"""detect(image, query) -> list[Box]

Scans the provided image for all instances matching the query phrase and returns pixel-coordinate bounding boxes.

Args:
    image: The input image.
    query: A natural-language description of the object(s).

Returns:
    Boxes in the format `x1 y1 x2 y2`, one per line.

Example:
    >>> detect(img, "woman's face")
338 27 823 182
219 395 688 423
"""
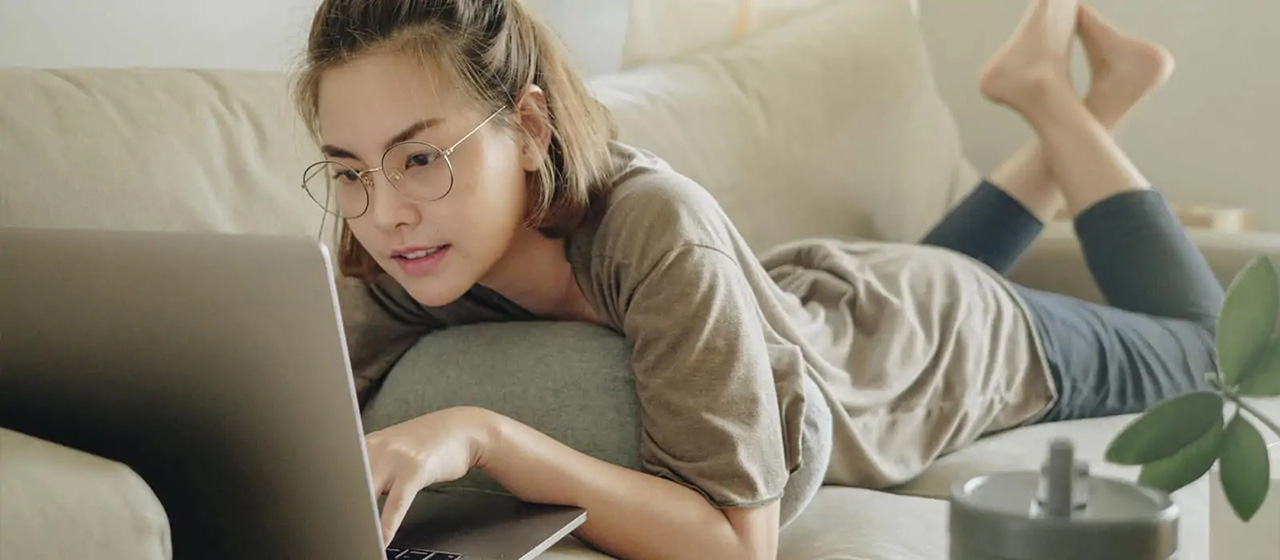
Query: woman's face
316 52 539 307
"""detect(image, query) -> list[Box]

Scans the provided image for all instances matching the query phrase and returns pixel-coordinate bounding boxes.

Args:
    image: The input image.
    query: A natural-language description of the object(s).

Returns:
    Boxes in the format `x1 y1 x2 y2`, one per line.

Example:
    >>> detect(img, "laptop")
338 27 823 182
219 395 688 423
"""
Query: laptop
0 226 587 560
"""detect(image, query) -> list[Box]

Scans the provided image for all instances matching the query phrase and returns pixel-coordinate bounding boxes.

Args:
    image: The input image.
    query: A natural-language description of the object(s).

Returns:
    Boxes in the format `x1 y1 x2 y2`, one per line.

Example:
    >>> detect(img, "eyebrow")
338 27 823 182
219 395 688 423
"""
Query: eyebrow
320 117 445 160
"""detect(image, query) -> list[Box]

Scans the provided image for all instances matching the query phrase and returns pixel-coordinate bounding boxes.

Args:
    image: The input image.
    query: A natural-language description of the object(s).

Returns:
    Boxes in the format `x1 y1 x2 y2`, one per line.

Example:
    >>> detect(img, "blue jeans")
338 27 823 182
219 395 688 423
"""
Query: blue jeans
919 181 1223 421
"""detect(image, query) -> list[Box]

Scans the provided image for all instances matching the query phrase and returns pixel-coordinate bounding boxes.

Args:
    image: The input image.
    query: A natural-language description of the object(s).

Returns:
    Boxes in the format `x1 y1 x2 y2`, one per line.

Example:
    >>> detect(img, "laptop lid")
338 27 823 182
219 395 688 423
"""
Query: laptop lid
0 227 583 560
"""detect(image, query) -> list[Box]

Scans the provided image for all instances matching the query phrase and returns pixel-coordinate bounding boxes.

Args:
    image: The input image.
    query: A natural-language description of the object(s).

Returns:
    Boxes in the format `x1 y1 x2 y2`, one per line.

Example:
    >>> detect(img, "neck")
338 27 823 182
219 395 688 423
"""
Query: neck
480 228 596 323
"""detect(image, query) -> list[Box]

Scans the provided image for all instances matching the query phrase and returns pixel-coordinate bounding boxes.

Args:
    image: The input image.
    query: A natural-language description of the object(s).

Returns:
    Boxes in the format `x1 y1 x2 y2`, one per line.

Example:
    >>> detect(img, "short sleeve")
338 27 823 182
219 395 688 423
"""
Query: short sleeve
334 274 438 407
622 244 790 508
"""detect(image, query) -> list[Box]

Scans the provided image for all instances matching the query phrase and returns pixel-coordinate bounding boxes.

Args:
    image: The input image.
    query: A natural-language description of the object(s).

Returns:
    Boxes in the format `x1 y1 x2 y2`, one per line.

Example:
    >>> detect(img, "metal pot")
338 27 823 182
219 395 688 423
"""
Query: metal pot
949 438 1180 560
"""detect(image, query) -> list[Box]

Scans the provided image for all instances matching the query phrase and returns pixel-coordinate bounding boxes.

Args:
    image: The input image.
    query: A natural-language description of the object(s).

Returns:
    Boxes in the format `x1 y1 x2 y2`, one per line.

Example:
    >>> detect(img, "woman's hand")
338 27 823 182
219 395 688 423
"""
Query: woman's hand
364 406 497 546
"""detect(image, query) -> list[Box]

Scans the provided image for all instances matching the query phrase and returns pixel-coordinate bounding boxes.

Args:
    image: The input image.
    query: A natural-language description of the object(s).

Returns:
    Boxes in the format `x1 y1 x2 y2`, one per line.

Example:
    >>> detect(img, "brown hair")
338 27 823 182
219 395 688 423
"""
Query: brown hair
294 0 618 279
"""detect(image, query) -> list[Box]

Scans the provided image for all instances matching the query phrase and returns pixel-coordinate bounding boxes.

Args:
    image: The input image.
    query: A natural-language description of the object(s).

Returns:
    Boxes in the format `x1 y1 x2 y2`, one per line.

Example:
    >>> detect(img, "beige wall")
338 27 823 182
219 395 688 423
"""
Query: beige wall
0 0 630 76
0 0 835 78
919 0 1280 231
0 0 317 71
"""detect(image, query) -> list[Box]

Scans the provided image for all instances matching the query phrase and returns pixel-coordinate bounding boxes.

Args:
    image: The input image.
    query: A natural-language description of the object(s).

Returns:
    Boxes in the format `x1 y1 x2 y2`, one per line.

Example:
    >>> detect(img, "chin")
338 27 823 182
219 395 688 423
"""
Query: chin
398 274 473 308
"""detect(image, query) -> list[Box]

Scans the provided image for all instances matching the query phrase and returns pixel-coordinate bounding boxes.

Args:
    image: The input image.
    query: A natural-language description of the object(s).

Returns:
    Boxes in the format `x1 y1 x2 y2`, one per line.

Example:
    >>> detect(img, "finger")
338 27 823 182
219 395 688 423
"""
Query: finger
380 469 429 547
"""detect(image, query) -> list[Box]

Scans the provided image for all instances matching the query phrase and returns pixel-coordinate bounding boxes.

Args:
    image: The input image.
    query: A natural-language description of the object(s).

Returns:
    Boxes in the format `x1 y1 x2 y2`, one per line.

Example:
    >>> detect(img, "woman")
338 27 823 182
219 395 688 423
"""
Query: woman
294 0 1218 557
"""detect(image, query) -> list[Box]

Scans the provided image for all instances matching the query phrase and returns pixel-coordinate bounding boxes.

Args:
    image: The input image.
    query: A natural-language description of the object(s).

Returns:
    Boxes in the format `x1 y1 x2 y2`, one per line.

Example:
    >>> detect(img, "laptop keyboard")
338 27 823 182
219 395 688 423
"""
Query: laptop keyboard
385 547 461 559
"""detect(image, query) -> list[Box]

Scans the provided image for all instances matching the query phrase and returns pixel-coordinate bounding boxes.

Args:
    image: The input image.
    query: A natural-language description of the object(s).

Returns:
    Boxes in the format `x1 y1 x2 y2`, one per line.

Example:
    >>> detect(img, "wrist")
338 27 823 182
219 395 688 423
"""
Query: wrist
453 406 505 470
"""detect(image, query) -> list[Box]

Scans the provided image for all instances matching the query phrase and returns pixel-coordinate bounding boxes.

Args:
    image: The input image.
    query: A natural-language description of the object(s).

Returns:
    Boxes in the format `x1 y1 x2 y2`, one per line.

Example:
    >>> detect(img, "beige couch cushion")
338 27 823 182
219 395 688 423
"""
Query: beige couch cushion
0 68 323 236
595 0 976 250
622 0 750 68
0 428 171 560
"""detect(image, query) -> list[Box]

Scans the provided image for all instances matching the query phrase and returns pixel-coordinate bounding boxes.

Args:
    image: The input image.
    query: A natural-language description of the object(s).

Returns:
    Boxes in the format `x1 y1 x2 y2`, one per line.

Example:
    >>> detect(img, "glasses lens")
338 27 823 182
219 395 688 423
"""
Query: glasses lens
303 161 368 218
383 142 453 201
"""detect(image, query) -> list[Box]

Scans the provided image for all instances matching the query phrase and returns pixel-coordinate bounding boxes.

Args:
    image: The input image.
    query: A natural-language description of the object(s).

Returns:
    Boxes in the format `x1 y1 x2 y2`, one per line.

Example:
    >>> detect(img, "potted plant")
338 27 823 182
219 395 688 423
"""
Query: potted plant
1106 256 1280 521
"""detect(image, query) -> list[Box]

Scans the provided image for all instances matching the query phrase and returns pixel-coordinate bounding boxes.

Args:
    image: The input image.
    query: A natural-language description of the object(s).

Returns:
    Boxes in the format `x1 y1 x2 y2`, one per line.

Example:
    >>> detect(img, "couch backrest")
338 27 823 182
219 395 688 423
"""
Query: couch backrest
0 0 974 252
0 68 326 237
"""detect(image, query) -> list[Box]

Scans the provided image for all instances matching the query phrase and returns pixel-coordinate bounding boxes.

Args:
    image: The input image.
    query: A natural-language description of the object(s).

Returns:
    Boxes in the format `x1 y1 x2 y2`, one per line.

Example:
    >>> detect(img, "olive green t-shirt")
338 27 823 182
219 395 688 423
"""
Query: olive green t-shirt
338 142 1056 517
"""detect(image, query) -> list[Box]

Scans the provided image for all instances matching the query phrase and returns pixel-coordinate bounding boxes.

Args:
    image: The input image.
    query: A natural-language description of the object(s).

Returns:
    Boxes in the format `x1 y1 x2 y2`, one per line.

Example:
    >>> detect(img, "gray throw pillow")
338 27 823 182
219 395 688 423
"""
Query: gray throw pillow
358 320 830 529
359 321 644 493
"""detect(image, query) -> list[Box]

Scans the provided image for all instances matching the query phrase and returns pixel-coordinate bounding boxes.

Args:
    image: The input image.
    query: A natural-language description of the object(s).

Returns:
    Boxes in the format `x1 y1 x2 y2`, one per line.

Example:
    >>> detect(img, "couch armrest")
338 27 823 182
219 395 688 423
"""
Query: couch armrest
1008 223 1280 304
0 428 171 560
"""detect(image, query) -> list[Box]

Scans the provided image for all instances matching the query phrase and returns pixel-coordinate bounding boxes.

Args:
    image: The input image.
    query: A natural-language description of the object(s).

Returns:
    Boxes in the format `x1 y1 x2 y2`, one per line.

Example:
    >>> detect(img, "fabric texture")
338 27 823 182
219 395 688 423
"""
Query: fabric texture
0 428 172 560
758 238 1054 488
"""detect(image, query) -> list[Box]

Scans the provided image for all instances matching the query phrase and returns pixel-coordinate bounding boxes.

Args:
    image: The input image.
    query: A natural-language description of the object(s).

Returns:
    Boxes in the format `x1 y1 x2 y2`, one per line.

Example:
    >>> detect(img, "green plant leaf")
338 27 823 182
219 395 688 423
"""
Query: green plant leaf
1238 340 1280 397
1217 257 1280 387
1138 415 1225 493
1219 413 1271 521
1106 390 1224 465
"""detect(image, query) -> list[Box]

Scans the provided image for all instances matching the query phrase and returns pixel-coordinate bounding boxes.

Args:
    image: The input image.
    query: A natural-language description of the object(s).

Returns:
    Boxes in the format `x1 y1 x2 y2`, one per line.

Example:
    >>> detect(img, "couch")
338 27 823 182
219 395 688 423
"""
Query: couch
3 0 1279 558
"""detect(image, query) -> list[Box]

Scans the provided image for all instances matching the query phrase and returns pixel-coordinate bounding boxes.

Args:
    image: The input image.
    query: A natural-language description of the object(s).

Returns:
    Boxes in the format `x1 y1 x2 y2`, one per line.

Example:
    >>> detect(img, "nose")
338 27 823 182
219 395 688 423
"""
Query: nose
364 170 416 231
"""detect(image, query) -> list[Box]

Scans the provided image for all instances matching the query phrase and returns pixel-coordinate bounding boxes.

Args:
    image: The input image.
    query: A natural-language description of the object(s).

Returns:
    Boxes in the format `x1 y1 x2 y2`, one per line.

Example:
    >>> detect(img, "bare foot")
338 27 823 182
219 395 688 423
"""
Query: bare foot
1078 4 1175 128
979 0 1080 112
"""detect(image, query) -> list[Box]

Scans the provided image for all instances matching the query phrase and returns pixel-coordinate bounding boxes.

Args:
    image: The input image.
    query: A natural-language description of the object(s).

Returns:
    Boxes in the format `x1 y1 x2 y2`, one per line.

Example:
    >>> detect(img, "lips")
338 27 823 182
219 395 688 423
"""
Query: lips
394 246 447 259
390 244 451 276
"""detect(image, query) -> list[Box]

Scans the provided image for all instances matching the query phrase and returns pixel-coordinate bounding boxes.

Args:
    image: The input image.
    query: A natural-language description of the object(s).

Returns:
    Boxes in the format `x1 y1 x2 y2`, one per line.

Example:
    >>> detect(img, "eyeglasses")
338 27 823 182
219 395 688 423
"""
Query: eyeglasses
302 106 507 219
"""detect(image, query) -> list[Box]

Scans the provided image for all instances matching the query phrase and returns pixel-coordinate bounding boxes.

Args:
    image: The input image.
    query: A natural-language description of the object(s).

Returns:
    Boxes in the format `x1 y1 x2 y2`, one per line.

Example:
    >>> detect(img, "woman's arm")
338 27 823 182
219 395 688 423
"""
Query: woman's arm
368 405 779 559
476 407 781 560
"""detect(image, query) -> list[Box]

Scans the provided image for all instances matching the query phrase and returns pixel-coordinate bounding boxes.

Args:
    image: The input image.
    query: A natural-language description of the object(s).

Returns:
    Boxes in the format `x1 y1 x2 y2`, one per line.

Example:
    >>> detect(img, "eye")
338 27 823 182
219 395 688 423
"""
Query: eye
332 169 360 183
404 150 438 169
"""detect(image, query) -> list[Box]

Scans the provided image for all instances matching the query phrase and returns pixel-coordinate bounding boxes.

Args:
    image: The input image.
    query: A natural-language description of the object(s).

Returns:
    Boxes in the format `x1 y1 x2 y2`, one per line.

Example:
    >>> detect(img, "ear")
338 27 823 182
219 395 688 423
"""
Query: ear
513 84 552 172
